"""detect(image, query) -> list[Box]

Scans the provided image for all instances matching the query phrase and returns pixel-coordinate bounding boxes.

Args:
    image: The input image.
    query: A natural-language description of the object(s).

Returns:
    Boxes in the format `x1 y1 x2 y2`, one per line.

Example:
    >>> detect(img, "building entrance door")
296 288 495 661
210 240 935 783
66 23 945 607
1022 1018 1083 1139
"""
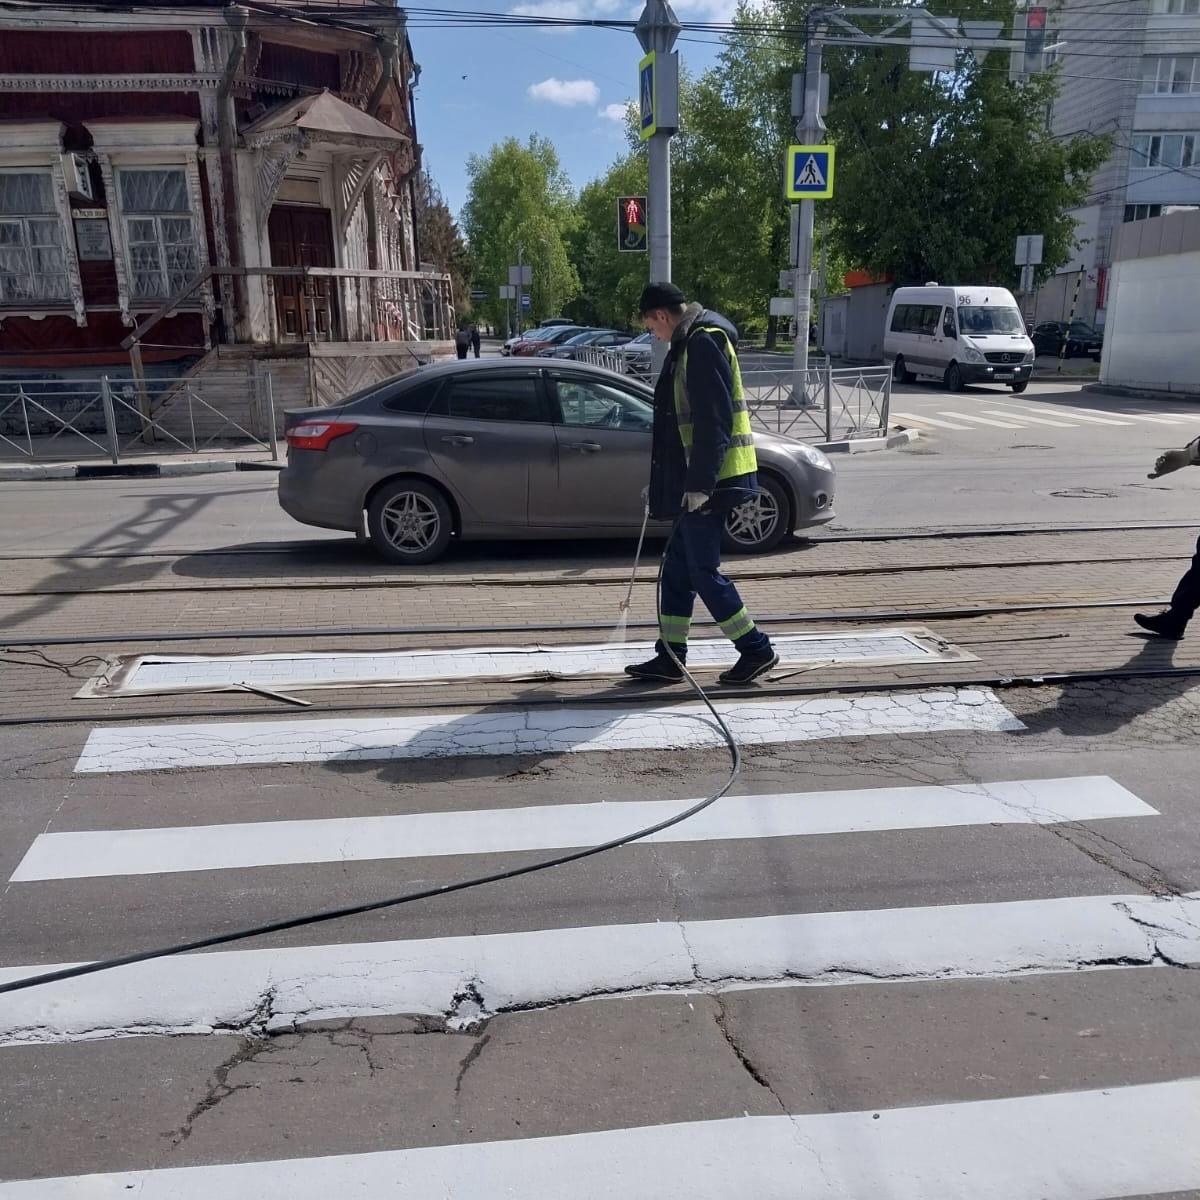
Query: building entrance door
268 205 337 341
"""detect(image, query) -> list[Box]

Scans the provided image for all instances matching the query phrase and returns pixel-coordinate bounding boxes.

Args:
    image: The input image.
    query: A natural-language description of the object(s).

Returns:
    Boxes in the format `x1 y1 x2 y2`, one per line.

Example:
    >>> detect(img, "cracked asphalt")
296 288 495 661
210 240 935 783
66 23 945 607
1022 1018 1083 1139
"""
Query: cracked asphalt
2 434 1200 1193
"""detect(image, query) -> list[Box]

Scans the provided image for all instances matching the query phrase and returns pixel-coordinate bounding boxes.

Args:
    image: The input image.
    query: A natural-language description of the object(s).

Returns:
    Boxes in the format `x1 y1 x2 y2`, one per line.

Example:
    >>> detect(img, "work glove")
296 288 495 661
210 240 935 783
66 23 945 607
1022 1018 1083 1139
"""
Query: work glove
1149 449 1193 479
640 485 649 502
683 491 710 513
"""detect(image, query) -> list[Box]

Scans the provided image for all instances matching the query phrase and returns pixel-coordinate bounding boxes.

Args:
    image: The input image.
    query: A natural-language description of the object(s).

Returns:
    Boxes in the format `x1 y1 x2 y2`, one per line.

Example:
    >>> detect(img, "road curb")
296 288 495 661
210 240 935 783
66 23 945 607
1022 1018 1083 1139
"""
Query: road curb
1084 383 1200 403
817 428 919 454
0 458 284 482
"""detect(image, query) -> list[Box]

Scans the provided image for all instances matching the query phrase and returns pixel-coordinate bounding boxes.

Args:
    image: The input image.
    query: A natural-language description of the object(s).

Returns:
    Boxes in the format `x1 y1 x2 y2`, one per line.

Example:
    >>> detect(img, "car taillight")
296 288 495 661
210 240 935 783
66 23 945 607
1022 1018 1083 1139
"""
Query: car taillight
286 420 358 451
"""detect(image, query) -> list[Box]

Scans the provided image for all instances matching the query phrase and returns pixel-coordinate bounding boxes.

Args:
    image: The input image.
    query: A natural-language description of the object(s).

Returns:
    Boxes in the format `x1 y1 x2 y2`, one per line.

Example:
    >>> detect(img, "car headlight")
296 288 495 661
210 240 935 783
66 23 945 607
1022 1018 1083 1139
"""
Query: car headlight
961 343 984 363
1023 350 1036 363
794 442 833 470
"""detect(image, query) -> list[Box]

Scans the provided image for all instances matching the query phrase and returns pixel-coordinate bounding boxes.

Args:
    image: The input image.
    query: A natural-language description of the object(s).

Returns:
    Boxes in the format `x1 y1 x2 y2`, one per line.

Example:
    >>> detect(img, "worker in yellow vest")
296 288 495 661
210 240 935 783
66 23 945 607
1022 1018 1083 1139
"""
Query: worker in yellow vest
626 282 779 686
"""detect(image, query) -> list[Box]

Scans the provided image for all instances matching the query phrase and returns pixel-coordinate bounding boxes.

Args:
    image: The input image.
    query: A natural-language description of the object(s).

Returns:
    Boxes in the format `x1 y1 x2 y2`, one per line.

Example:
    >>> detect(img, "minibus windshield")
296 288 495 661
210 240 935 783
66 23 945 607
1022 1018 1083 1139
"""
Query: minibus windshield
957 306 1024 335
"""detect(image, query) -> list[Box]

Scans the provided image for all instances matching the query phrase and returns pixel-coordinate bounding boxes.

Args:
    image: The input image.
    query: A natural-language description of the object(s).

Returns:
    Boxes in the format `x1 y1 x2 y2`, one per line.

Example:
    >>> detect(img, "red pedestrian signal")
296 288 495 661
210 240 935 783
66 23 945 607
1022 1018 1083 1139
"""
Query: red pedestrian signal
617 195 648 253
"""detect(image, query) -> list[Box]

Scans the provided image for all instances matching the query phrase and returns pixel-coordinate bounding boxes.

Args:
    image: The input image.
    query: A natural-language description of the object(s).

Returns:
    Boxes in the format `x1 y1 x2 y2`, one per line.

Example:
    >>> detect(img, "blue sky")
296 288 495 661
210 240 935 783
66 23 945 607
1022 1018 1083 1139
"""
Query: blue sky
408 1 733 218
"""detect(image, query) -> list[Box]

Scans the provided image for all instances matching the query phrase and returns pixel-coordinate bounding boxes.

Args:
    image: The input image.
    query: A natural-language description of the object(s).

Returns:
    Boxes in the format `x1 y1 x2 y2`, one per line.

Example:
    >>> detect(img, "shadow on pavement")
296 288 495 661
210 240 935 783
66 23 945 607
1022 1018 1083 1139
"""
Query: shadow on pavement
1013 631 1197 739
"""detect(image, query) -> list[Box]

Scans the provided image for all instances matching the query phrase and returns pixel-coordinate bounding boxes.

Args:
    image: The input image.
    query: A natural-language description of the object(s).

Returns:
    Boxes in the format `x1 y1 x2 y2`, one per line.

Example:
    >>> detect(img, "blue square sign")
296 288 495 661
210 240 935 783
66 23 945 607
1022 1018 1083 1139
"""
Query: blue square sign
639 51 656 141
786 144 835 200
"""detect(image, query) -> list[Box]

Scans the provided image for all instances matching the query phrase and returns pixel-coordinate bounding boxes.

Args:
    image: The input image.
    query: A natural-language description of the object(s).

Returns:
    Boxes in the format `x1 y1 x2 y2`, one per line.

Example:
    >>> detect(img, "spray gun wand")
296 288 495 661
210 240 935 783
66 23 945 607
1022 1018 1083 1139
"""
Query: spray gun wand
619 501 652 615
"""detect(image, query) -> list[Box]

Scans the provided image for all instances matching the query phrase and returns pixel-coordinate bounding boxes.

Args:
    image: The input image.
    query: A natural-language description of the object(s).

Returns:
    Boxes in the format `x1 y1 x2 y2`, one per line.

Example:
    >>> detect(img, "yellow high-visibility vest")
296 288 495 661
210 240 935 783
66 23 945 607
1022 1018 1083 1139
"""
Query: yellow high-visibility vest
674 325 757 480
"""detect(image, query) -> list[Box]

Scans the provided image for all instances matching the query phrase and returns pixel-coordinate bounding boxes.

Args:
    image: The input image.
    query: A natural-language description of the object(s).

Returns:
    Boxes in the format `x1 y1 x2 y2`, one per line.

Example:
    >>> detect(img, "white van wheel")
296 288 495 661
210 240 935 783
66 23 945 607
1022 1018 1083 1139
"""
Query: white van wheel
945 363 965 393
892 357 915 385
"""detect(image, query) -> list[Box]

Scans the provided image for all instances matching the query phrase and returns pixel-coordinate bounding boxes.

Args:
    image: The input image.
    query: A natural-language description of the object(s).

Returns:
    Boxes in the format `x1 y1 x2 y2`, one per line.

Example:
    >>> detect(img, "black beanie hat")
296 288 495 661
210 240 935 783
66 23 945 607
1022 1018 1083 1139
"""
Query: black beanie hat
638 281 686 313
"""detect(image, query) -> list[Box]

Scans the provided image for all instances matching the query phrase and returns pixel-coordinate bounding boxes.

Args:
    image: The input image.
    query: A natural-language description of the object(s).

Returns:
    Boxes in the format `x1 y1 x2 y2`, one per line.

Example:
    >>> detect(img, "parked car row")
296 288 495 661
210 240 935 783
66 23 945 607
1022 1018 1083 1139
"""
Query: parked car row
502 323 638 360
1029 320 1104 361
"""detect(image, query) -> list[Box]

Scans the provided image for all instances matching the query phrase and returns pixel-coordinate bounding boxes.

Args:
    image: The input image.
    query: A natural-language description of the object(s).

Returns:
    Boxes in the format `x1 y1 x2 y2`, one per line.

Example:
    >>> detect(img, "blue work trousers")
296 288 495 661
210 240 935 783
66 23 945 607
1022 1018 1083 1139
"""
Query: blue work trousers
658 510 771 657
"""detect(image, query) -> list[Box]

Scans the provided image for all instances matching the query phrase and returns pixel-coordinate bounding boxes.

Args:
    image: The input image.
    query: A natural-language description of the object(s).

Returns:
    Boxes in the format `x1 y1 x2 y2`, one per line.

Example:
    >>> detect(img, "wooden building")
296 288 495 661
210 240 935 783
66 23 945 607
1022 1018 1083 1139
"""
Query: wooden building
0 0 453 422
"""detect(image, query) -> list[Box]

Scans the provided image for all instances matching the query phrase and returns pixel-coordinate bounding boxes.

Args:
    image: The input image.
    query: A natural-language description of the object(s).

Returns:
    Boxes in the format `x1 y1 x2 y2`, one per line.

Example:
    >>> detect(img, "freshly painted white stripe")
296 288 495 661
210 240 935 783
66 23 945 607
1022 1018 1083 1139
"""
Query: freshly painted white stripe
72 688 1023 774
937 411 1024 429
982 409 1078 428
3 890 1196 1046
891 411 972 431
11 777 1155 882
5 1080 1199 1199
102 631 943 696
1111 410 1190 425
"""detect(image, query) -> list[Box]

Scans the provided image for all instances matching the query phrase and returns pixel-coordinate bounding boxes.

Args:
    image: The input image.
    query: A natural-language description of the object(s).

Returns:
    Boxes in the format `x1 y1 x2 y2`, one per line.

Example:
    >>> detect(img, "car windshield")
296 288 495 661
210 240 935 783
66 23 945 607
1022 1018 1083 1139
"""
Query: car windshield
545 326 583 343
958 306 1024 334
562 330 600 345
1069 321 1099 336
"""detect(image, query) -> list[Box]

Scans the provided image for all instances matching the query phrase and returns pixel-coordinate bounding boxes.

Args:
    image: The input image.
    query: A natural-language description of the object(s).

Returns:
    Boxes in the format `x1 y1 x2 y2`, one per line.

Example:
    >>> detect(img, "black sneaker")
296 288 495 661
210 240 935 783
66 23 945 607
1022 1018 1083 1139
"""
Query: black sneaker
1134 610 1187 640
718 649 780 686
624 651 685 682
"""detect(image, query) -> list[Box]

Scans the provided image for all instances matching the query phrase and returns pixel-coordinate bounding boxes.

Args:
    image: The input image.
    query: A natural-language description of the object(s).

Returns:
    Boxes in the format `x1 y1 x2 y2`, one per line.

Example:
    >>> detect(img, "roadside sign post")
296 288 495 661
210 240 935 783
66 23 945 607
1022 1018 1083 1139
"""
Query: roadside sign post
1059 264 1085 375
1015 233 1044 323
785 8 1028 399
508 260 532 336
635 0 680 373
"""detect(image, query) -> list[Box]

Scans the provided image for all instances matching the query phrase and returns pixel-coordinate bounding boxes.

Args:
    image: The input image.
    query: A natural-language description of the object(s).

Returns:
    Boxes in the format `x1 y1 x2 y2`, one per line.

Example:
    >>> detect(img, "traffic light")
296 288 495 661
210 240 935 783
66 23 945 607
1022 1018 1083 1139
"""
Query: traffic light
1010 5 1048 81
617 195 648 253
1025 5 1047 75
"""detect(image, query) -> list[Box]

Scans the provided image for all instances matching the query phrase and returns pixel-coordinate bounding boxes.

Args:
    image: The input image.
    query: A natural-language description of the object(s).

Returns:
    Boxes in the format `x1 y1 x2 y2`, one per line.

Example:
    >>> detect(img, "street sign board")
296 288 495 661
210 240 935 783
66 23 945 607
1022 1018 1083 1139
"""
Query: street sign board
469 289 487 302
499 284 516 300
617 195 648 252
508 265 532 286
521 293 532 311
639 50 657 141
1015 234 1044 266
769 297 794 317
786 144 835 200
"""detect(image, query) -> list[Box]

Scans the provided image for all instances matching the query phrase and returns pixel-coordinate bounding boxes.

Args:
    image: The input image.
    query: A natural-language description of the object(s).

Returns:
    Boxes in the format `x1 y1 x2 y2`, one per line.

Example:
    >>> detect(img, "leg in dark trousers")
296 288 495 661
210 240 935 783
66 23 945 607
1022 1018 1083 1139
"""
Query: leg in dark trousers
658 510 771 657
1169 533 1200 626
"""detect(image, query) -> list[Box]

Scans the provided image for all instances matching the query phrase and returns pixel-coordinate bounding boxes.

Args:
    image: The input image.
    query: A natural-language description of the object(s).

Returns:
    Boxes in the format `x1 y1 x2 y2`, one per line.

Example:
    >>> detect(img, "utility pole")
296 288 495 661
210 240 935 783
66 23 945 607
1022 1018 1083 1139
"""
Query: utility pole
516 241 524 336
635 0 680 371
792 9 825 400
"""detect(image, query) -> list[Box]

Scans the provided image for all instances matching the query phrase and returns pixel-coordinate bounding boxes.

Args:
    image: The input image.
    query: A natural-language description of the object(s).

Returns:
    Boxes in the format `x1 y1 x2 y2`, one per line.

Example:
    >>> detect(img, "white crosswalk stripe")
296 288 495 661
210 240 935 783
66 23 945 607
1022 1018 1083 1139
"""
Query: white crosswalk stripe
981 408 1079 428
9 776 1153 881
4 1080 1200 1199
3 687 1196 1195
892 411 972 431
937 410 1024 428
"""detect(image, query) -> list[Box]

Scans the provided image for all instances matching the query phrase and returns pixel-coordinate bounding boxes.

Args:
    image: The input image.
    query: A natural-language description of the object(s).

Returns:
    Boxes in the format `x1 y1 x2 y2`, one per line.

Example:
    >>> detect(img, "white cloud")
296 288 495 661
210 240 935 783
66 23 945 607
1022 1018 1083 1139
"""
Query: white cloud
599 100 633 123
667 0 739 21
528 77 601 106
511 0 623 20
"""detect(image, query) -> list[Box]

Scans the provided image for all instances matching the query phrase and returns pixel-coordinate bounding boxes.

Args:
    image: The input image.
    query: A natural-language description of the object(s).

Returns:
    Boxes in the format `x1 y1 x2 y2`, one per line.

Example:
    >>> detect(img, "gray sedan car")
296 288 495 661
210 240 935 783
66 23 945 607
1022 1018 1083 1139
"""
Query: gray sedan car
278 358 836 565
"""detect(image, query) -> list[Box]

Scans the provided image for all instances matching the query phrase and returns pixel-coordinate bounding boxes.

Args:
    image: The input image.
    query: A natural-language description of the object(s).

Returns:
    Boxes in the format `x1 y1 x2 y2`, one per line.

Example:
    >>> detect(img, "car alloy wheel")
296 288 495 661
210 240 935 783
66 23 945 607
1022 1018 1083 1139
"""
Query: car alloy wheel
723 480 785 553
367 479 454 564
381 491 440 553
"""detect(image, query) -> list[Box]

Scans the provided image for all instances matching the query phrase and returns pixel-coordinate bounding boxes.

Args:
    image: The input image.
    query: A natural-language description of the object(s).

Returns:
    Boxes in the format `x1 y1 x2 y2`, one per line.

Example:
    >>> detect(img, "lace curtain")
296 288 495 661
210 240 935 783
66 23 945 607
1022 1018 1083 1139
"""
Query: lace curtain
118 169 198 299
0 171 69 304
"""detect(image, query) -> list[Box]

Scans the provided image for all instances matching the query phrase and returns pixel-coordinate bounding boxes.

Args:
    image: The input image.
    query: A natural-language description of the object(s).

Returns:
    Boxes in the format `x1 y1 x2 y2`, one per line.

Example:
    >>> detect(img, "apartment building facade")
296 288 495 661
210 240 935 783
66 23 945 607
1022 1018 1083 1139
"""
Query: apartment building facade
1036 0 1200 329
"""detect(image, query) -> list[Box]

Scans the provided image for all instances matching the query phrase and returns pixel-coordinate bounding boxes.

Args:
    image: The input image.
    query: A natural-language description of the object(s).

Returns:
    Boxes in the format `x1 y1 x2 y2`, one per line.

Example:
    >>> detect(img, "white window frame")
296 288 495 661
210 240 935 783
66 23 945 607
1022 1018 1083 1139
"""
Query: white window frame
87 121 210 327
1141 55 1200 95
1158 0 1200 13
117 167 201 302
0 122 86 326
0 169 72 307
1130 132 1200 169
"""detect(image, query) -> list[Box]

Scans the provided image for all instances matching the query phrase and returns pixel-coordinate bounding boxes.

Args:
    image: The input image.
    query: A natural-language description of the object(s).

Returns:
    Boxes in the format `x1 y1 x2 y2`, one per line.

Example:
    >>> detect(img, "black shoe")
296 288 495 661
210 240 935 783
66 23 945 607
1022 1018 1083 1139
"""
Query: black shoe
1134 610 1187 640
718 649 780 686
624 651 685 682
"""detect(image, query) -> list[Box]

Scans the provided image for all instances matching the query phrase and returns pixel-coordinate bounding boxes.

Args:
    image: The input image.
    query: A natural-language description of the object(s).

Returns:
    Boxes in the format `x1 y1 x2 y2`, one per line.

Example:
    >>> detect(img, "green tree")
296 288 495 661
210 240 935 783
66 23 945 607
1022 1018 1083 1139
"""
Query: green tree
774 0 1110 285
413 170 473 317
461 136 581 332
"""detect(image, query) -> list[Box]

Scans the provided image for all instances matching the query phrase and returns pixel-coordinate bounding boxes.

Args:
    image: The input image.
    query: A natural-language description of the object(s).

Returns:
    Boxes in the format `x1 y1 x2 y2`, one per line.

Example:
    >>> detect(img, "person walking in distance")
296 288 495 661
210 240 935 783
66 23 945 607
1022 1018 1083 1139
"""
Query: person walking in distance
626 282 779 686
1135 432 1200 640
454 324 471 361
469 323 481 359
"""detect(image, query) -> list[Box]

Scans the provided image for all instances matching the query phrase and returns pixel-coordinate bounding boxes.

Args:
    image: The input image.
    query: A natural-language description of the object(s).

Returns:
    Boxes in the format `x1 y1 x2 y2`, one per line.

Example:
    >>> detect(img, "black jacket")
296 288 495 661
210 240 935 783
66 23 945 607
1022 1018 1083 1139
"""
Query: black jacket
647 304 757 520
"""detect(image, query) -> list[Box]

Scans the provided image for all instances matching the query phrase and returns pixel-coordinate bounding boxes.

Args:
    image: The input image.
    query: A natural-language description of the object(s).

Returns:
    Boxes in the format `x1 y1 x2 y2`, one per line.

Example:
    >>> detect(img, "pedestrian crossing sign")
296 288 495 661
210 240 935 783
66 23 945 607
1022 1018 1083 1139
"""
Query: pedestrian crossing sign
639 51 657 141
786 144 835 200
